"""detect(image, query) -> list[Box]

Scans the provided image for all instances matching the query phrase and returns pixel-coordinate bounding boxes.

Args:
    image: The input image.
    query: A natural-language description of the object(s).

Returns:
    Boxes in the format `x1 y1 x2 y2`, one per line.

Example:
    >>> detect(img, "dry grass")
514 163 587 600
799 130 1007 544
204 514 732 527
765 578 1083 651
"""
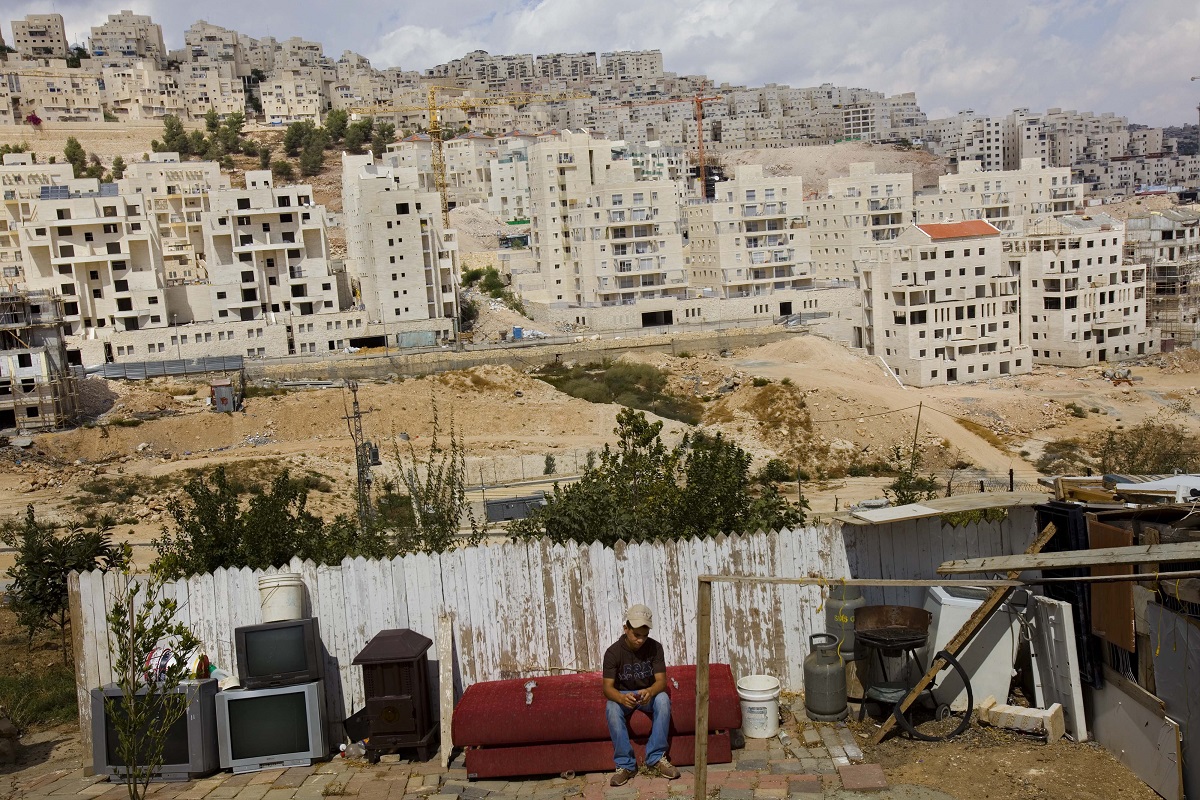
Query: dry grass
955 418 1013 450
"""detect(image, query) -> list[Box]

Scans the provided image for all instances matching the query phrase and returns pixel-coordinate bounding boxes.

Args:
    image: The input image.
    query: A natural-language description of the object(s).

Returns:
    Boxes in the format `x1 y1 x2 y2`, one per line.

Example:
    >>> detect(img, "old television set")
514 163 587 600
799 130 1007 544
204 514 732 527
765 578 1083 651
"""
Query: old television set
215 680 329 773
234 618 323 689
90 679 220 781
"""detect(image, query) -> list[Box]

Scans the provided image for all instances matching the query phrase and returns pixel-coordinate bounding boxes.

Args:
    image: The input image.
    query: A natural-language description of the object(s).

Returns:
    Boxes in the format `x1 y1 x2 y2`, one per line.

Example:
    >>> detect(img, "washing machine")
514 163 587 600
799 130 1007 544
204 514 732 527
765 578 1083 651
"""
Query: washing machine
917 586 1023 711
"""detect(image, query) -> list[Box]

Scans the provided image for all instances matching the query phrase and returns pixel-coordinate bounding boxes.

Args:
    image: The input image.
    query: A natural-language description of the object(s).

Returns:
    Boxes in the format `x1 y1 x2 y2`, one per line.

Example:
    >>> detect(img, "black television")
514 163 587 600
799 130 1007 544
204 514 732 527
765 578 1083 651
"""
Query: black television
90 679 220 782
234 617 324 689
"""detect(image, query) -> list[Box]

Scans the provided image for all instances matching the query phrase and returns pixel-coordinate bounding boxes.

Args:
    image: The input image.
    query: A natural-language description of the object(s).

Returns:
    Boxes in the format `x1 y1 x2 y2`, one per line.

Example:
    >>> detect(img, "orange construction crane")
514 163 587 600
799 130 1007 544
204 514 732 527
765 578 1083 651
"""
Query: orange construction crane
352 87 589 225
600 94 723 192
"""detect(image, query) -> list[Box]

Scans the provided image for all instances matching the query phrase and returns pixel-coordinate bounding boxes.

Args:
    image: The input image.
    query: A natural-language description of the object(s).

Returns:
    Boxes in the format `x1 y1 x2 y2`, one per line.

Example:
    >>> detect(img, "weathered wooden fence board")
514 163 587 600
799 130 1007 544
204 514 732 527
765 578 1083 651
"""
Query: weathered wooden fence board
70 513 1037 748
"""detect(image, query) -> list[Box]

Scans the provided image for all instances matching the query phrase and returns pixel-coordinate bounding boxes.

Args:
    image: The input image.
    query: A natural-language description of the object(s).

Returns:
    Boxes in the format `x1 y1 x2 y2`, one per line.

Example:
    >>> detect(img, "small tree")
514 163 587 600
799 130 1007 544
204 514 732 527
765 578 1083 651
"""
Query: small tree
371 122 396 156
392 405 485 553
105 570 200 800
258 144 273 171
883 445 941 506
63 136 87 178
1 506 127 659
271 160 295 182
543 454 557 475
110 155 127 180
324 109 349 143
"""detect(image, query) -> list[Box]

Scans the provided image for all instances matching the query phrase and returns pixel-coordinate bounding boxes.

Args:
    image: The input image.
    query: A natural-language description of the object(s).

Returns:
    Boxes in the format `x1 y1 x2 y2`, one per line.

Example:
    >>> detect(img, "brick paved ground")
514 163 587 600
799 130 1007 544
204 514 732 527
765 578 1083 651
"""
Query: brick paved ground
9 722 959 800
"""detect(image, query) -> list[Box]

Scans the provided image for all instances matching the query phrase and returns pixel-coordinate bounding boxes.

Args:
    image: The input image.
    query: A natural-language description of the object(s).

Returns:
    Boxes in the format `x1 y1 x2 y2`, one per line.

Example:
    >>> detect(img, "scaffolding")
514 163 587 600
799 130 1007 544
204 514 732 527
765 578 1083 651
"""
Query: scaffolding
0 289 80 431
1125 209 1200 345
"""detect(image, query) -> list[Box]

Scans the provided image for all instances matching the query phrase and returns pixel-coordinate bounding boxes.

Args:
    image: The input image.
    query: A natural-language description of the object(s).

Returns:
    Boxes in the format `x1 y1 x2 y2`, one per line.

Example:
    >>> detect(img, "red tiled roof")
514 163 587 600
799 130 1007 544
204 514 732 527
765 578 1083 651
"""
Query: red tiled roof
916 220 1000 240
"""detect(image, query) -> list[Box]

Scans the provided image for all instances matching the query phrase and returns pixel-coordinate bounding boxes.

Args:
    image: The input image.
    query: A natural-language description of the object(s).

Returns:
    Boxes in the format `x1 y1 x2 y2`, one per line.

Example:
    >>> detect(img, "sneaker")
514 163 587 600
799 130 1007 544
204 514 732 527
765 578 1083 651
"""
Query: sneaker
651 758 681 779
610 768 636 787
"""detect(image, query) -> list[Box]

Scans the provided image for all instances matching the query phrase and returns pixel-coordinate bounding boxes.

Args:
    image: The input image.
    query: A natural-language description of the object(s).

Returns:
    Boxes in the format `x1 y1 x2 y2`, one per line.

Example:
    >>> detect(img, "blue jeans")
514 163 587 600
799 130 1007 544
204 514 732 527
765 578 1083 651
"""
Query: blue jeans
606 691 671 771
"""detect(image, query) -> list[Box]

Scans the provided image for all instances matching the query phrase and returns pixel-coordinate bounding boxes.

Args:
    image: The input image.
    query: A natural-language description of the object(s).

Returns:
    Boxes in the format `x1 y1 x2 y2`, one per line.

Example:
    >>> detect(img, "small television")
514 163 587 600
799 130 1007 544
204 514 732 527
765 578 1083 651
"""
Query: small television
215 680 329 773
90 679 220 782
234 618 323 689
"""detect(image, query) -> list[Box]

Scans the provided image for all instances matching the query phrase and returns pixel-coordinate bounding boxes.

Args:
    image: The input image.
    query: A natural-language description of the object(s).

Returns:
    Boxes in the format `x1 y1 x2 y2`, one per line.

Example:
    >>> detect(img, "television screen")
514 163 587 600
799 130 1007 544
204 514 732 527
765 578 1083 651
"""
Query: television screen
227 691 310 760
90 679 220 781
103 696 190 766
244 626 310 678
235 618 322 688
215 680 328 772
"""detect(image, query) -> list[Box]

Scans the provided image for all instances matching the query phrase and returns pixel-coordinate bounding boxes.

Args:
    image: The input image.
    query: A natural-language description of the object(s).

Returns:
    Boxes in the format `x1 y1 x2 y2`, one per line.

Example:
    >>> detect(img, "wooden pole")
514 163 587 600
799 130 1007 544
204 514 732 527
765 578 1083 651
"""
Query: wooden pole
693 579 712 800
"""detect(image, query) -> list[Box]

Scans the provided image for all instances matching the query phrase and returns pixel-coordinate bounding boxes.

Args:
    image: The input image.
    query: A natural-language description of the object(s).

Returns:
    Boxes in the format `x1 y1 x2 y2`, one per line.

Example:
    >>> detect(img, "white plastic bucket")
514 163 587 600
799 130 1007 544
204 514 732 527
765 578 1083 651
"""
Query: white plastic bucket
258 573 305 622
736 674 781 738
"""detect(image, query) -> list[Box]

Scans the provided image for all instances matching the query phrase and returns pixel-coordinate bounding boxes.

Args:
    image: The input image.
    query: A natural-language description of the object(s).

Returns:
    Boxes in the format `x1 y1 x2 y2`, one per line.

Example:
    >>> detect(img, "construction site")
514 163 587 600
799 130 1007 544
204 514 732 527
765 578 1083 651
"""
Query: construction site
0 288 78 431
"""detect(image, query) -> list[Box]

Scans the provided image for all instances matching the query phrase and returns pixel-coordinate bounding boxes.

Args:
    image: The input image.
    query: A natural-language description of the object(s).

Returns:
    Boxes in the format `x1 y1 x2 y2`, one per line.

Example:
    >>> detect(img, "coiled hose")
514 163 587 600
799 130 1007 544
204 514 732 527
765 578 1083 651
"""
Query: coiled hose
892 649 973 741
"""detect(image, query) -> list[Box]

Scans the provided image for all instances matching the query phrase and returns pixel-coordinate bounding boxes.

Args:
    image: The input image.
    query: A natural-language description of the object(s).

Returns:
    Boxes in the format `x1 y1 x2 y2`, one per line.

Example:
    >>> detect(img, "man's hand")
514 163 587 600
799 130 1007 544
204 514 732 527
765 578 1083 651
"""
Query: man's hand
620 691 641 708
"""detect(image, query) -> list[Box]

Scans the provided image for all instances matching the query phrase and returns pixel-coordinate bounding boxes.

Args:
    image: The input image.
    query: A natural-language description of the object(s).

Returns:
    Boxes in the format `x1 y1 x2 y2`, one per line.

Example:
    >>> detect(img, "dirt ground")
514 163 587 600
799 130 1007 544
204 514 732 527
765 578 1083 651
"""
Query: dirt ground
4 335 1200 574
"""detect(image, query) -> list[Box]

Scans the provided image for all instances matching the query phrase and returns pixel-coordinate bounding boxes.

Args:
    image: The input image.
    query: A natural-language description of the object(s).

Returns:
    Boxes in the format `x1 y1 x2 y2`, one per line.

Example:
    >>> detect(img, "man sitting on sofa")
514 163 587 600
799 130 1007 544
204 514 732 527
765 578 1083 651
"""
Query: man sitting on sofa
602 604 682 786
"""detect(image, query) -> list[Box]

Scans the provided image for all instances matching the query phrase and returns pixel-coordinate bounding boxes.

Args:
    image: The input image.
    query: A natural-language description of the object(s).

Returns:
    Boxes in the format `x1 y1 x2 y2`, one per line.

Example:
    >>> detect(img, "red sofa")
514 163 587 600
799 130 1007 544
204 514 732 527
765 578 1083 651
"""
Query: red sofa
452 664 742 779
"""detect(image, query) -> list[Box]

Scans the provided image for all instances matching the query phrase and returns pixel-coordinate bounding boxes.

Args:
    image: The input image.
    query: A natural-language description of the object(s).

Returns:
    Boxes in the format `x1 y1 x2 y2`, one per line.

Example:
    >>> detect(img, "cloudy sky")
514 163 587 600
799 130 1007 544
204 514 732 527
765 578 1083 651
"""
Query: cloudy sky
12 0 1200 127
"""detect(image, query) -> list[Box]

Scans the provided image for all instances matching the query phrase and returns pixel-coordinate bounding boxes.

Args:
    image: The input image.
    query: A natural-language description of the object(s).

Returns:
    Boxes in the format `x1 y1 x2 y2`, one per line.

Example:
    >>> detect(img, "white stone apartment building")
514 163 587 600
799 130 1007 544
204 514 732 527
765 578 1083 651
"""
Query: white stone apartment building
3 61 106 123
10 14 69 59
1126 208 1200 344
488 133 537 221
89 10 167 67
1 155 75 284
856 220 1031 387
803 162 914 283
16 182 165 362
600 50 664 81
914 158 1081 234
182 20 252 77
526 131 685 307
1075 154 1200 195
201 172 346 342
536 52 598 81
101 61 184 121
341 154 461 344
119 154 229 289
1007 212 1153 367
685 164 812 299
261 68 325 124
178 62 248 119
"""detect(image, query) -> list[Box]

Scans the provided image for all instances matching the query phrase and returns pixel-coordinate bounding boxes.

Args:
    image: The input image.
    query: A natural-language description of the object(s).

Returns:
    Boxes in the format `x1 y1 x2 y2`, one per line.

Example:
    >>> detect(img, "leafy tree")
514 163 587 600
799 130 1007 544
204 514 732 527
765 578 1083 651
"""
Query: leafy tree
110 155 126 179
390 406 485 554
186 130 207 156
151 116 190 155
0 506 127 658
152 467 386 579
299 129 329 177
883 445 941 506
1091 415 1200 474
204 108 220 134
344 118 373 154
84 153 106 180
371 122 396 156
283 120 316 157
258 144 273 171
218 111 246 153
510 409 806 546
544 454 556 475
105 570 200 800
271 160 295 182
325 109 349 142
63 137 87 177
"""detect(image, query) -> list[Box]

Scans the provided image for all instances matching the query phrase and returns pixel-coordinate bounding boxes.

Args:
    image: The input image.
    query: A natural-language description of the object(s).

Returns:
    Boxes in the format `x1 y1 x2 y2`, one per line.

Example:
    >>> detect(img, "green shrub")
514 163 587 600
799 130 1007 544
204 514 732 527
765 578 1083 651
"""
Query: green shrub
535 360 702 425
755 458 795 484
112 417 143 427
752 377 771 387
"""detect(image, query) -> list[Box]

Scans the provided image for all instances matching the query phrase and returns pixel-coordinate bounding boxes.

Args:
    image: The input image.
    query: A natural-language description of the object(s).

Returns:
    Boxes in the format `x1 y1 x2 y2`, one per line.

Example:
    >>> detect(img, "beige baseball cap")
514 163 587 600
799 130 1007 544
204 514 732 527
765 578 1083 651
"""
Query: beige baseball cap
625 604 653 629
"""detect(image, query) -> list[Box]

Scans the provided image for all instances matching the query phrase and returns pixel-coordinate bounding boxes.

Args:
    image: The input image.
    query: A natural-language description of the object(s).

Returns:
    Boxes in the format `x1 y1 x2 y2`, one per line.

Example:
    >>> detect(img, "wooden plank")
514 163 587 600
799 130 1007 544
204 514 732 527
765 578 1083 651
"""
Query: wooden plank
1088 518 1135 653
1159 577 1200 605
437 612 454 769
693 578 712 800
68 572 93 765
870 521 1058 745
937 541 1200 574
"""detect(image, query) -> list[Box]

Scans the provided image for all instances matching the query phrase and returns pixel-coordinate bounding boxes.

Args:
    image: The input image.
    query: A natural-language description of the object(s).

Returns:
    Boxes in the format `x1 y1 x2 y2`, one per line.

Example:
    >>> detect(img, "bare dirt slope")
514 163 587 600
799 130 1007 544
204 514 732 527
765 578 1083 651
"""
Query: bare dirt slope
5 335 1200 573
722 142 948 191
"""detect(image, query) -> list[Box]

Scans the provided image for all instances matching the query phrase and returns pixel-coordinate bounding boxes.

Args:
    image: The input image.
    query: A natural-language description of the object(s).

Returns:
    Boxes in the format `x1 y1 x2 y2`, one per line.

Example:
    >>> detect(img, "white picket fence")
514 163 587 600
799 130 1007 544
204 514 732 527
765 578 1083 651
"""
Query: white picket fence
69 524 851 754
69 505 1041 755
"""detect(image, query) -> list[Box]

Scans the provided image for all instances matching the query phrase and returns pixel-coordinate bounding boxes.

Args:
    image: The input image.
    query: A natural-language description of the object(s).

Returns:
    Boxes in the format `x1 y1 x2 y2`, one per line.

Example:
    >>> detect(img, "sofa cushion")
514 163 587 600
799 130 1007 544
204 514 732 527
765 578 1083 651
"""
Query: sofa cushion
453 664 741 748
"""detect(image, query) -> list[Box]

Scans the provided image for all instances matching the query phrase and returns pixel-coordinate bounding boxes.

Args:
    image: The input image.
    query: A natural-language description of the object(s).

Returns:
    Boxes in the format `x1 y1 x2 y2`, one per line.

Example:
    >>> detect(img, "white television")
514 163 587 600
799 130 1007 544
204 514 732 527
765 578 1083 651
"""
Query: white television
215 680 328 773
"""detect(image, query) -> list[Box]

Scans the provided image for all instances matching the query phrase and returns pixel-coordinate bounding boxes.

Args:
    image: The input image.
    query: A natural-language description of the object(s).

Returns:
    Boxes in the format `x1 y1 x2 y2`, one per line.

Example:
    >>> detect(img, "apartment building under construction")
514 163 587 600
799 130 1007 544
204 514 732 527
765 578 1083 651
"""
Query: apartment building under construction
0 289 78 431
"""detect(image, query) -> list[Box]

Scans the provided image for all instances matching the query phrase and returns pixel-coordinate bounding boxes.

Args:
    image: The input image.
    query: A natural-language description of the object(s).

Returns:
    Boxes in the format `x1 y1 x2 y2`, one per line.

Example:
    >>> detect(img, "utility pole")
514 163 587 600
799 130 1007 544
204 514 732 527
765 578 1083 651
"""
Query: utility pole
342 380 373 530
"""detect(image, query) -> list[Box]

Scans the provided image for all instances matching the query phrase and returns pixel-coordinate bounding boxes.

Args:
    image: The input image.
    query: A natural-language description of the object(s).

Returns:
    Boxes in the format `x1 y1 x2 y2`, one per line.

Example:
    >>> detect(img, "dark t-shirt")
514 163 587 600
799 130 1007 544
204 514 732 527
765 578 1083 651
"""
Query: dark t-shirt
603 636 667 692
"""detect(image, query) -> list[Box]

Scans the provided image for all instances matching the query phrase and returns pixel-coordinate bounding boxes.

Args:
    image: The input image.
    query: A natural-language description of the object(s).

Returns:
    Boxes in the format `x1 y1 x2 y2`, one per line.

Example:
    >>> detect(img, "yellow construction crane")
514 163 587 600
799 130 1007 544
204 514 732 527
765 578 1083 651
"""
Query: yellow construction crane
351 87 590 225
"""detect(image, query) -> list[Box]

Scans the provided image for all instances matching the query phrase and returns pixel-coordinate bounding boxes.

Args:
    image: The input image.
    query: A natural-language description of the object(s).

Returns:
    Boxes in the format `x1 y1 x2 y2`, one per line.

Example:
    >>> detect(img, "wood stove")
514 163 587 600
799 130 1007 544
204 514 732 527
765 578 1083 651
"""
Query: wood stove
352 629 436 762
